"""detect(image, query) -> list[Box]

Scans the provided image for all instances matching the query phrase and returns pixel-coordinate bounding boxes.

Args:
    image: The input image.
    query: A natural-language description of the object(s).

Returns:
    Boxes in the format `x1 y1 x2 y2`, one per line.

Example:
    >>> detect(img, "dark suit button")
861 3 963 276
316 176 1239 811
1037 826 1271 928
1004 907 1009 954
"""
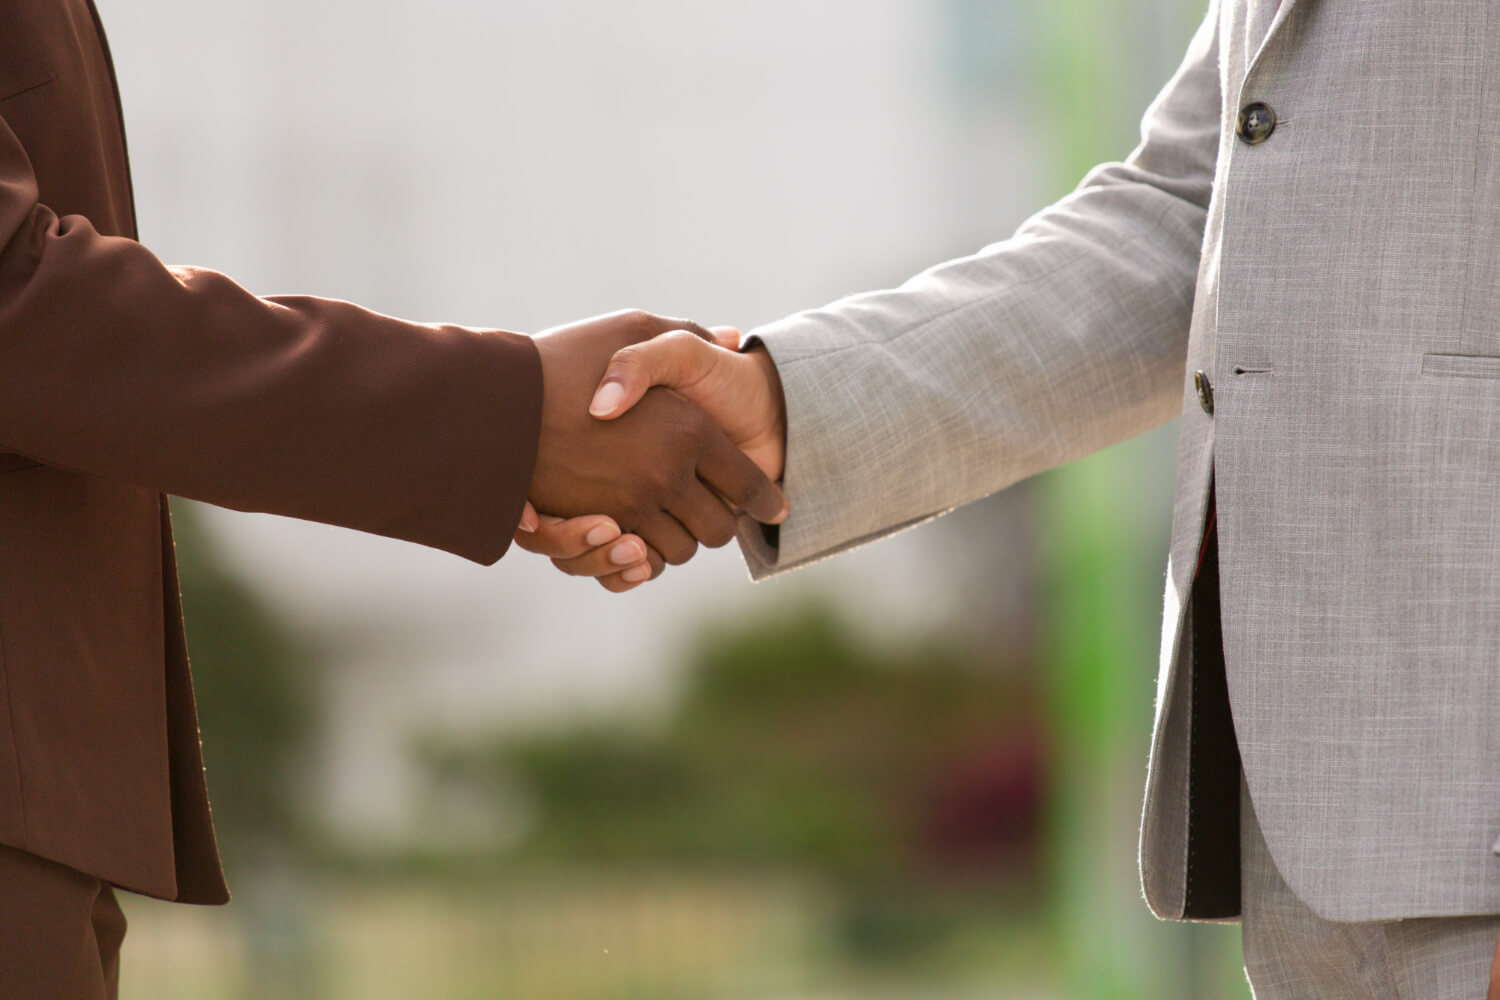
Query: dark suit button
1236 102 1276 145
1194 370 1214 414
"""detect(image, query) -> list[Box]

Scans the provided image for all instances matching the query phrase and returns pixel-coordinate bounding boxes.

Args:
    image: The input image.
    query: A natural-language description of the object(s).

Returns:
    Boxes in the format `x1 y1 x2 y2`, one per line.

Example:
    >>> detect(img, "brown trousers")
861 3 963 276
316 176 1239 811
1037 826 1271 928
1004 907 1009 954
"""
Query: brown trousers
0 844 125 1000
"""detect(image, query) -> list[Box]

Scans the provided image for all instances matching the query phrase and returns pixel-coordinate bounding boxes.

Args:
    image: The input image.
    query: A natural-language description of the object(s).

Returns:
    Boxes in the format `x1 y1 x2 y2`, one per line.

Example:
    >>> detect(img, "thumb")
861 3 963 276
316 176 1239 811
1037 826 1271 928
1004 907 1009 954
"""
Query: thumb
589 329 725 420
711 326 741 350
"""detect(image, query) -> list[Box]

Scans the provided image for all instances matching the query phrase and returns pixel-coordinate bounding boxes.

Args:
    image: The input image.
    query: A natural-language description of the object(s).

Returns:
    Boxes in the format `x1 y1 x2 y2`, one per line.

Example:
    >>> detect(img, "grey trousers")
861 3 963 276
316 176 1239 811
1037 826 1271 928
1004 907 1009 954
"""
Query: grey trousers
1240 778 1500 999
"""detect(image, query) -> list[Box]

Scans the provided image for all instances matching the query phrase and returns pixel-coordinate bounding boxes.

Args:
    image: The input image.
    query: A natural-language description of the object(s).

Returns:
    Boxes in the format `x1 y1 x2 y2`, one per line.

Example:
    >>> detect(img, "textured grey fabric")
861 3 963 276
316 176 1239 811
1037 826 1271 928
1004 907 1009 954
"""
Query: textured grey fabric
738 0 1500 922
1241 778 1500 999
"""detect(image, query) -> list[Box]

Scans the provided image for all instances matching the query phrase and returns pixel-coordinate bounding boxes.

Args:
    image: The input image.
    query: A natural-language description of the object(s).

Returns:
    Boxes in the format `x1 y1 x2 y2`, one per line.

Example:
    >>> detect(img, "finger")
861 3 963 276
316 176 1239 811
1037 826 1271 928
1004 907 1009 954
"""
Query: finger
518 501 540 533
711 326 741 350
590 329 726 420
665 480 739 550
596 571 644 594
513 513 622 560
594 547 667 592
550 534 651 579
634 510 699 566
697 427 788 525
514 513 565 554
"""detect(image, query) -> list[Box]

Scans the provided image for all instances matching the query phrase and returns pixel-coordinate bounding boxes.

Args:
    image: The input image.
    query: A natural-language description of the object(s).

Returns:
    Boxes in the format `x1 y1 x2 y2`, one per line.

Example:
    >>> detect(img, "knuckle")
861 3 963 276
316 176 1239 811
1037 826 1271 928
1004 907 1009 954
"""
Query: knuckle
636 470 668 502
654 312 704 336
674 407 712 446
660 328 699 349
702 520 735 549
643 461 690 502
623 499 657 531
664 330 714 373
551 557 585 577
667 466 697 499
552 536 589 560
620 309 660 336
663 538 698 566
542 536 575 558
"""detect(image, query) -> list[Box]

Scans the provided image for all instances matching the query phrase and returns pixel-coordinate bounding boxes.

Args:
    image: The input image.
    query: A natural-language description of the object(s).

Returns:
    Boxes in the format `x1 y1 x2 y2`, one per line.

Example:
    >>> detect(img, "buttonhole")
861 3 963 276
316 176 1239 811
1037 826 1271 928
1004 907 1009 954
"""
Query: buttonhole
1231 365 1274 376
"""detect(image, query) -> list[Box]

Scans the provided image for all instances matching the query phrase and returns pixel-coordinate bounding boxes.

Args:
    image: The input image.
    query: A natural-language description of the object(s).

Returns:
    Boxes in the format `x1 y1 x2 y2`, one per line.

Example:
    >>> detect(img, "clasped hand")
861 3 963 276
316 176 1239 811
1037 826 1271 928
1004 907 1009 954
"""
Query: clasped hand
518 310 786 592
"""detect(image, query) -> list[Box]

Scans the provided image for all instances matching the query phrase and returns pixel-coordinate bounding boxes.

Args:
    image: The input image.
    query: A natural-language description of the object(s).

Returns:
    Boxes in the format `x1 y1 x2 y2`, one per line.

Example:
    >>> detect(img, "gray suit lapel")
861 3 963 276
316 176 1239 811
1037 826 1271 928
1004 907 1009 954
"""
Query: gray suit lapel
1246 0 1300 80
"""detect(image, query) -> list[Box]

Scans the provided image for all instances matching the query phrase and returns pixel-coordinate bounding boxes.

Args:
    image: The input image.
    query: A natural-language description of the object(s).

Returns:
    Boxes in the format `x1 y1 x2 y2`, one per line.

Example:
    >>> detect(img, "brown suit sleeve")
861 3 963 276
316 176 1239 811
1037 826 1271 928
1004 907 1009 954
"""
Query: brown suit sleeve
0 112 542 565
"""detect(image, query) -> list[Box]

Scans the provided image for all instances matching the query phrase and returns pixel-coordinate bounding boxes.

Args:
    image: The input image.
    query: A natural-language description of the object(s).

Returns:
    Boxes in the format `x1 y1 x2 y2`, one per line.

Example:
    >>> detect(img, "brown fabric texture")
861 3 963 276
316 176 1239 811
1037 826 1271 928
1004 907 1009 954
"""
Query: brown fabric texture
0 843 127 1000
0 0 544 903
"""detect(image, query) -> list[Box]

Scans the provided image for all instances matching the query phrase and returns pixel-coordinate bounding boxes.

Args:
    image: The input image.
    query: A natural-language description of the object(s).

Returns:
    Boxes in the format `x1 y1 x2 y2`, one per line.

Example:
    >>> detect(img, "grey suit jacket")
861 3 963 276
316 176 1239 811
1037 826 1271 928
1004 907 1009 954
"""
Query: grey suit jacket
739 0 1500 922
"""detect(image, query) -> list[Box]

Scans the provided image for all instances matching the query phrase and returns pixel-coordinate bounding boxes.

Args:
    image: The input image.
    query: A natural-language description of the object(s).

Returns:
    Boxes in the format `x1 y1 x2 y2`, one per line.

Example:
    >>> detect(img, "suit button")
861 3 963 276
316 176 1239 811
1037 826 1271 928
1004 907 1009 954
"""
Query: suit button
1194 370 1214 414
1236 102 1276 145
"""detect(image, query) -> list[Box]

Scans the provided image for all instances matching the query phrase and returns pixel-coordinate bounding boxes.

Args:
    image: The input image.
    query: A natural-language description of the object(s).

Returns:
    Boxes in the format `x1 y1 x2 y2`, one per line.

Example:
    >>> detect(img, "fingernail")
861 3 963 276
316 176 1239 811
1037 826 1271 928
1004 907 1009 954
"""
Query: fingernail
590 382 626 417
585 523 619 547
519 507 539 532
771 498 789 525
622 564 651 583
610 540 646 566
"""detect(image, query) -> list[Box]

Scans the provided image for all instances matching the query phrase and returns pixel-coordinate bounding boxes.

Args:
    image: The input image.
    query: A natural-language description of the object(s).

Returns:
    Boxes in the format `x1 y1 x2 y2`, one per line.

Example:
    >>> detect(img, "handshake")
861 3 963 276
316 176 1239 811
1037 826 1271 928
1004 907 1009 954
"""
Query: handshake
514 310 788 592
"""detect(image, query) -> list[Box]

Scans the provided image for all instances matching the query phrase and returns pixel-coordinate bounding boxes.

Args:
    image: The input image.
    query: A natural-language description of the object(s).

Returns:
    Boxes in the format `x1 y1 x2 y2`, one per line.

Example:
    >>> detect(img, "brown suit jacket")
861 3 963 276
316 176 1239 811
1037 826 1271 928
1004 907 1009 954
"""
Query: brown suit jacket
0 1 543 903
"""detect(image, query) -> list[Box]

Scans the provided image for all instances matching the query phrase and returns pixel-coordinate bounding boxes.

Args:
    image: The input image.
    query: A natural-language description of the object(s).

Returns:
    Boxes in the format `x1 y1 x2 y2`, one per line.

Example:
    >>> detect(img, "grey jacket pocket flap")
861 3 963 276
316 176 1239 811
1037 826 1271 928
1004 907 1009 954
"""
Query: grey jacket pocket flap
1421 353 1500 379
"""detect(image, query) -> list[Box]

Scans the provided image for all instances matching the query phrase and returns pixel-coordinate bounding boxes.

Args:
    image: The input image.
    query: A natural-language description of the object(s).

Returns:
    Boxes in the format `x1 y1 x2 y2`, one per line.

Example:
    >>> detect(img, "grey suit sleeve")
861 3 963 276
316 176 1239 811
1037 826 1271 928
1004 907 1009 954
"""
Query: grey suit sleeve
738 0 1223 579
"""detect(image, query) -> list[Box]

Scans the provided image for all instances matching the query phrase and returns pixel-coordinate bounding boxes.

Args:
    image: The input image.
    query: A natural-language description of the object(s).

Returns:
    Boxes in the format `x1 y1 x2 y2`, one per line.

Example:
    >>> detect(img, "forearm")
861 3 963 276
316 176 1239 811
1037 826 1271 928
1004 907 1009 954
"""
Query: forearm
744 185 1201 574
0 118 541 564
740 0 1222 577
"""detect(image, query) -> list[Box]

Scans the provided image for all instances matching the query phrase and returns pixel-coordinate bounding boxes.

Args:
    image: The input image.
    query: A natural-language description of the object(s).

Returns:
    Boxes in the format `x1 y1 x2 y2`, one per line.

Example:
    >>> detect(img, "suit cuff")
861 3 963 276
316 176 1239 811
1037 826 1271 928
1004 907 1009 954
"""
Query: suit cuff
733 321 947 580
426 329 543 565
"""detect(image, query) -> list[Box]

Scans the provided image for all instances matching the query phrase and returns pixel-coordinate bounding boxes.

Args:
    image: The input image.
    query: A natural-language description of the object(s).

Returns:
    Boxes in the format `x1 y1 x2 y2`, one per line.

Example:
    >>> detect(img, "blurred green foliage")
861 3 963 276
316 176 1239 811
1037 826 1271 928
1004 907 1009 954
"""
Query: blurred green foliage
421 604 1046 886
418 604 1049 967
